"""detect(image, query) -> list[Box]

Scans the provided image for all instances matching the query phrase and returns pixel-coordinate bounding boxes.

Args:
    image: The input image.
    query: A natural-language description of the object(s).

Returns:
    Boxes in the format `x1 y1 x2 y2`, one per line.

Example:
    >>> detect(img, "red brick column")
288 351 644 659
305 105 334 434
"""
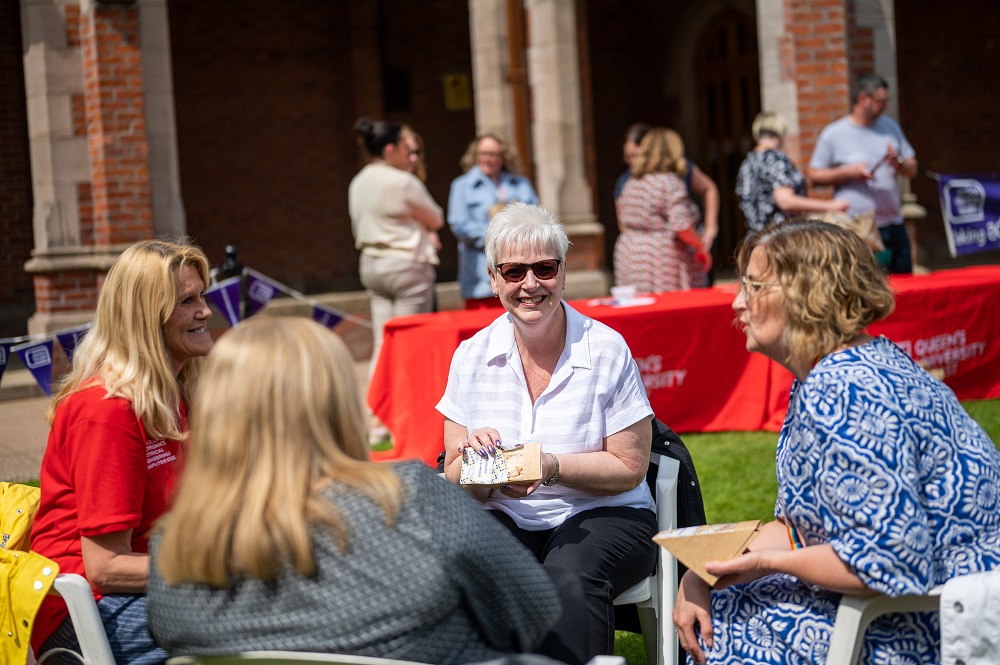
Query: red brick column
80 3 153 247
785 0 853 166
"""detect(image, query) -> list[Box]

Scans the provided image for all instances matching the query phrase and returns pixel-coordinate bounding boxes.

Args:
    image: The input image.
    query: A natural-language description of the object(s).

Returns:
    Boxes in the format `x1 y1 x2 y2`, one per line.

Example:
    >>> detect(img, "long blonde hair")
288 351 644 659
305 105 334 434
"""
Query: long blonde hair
631 127 688 179
156 316 403 586
47 239 210 441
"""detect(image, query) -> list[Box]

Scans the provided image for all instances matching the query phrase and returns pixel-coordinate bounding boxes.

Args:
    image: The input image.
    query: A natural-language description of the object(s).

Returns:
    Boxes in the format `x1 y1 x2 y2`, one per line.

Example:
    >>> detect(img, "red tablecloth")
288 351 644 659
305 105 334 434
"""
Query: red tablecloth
369 266 1000 464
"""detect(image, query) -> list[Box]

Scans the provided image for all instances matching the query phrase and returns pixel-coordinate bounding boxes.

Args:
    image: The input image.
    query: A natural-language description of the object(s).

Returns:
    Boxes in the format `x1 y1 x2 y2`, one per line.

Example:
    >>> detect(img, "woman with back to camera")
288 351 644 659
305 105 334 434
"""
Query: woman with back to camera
148 316 577 665
735 111 849 235
438 202 659 660
349 117 444 444
615 123 720 254
673 218 1000 664
30 239 214 665
615 127 712 293
448 133 538 309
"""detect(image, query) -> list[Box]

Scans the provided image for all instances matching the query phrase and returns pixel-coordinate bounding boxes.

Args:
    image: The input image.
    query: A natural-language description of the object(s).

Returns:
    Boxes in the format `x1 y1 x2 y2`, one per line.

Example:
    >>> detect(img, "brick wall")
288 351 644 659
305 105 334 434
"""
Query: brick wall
896 0 1000 262
787 0 852 169
81 5 153 247
168 0 475 292
0 0 35 337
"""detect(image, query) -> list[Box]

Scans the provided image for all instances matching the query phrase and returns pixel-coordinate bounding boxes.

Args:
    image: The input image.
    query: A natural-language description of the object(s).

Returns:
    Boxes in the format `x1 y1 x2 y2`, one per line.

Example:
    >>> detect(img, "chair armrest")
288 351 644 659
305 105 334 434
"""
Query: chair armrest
826 587 943 665
50 573 116 665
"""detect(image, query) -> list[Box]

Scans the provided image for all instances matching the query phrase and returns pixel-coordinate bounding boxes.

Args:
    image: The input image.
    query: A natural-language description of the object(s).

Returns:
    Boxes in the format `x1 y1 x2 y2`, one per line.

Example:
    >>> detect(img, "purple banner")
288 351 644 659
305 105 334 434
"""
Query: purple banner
0 341 11 387
56 325 90 362
312 305 343 329
937 173 1000 257
12 338 53 397
206 276 242 327
245 273 281 317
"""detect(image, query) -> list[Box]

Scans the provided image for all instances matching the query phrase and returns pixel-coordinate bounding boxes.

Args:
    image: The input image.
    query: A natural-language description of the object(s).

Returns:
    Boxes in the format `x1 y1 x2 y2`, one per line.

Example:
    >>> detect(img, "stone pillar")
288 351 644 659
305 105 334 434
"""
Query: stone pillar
466 0 517 145
22 0 169 333
140 0 185 239
524 0 604 275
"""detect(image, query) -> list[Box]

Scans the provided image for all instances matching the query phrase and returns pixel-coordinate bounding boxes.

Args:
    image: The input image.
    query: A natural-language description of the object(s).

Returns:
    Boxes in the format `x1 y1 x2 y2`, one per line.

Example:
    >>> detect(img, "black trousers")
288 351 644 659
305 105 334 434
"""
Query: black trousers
491 506 658 660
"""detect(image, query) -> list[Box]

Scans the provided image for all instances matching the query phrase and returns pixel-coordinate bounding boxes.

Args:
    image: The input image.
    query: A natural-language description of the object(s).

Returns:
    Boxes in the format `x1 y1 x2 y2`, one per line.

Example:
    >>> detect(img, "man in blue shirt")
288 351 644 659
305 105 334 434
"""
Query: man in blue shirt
809 73 918 273
448 134 538 308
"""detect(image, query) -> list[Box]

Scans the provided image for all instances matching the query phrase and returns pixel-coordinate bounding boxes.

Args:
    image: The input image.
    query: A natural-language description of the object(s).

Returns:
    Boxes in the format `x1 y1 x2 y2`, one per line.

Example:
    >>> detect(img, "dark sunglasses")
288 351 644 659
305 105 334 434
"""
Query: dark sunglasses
495 259 561 283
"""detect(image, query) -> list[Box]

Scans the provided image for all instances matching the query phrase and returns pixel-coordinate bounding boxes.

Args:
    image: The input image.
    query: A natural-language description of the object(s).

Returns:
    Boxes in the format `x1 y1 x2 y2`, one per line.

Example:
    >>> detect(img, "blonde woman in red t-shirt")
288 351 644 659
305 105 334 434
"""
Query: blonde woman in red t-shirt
30 239 214 665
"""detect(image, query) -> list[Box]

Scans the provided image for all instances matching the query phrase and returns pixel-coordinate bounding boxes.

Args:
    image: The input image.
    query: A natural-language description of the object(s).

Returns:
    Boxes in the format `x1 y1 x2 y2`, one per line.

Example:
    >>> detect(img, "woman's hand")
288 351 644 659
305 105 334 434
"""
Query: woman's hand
674 569 714 664
829 198 850 213
460 426 502 457
706 550 775 589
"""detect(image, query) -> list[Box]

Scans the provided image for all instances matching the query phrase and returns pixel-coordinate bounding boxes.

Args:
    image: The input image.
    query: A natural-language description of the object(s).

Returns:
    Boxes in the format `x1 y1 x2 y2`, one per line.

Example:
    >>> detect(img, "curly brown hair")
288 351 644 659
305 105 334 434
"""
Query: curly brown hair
736 218 895 367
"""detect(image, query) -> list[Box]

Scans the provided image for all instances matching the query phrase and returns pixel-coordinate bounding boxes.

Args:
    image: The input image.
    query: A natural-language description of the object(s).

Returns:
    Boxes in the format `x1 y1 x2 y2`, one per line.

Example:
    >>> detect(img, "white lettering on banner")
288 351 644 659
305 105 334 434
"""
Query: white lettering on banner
145 439 176 471
24 346 51 369
634 354 687 392
895 329 987 378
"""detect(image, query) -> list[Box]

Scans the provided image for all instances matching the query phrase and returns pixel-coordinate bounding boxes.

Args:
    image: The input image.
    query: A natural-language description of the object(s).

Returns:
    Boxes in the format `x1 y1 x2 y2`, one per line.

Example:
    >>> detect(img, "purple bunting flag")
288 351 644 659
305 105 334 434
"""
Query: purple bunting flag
56 325 90 362
312 304 343 329
206 276 242 327
0 341 11 387
245 273 281 317
937 173 1000 257
12 338 54 397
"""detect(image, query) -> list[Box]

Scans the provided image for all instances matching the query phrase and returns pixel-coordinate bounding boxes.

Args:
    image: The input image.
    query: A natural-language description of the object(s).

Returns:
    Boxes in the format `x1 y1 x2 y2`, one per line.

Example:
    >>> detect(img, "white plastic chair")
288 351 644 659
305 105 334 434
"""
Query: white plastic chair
825 586 943 665
168 653 626 665
612 453 680 665
41 573 115 665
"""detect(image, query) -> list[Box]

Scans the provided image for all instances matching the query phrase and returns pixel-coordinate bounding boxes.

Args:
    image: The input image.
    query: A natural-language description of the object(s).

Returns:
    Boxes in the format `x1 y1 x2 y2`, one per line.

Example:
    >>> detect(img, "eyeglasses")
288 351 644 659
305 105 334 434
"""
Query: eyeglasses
739 275 780 298
477 151 504 159
495 259 561 283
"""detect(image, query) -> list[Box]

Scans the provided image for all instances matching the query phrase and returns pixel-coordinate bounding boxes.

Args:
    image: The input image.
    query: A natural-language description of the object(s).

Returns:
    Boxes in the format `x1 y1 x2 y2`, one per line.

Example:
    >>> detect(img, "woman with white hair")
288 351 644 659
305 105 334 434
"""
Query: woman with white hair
438 202 659 660
31 239 214 665
735 111 849 234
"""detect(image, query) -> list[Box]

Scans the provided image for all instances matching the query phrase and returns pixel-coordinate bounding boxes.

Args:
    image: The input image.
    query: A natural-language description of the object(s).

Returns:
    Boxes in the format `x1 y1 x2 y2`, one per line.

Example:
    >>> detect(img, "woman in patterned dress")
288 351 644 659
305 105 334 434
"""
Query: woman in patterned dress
735 112 850 235
614 127 712 293
673 218 1000 665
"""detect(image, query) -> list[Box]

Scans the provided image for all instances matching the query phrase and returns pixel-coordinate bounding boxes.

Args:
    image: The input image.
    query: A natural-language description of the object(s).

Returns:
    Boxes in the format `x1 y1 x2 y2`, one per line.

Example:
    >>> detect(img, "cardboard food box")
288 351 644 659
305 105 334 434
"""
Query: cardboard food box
459 442 543 487
653 519 761 586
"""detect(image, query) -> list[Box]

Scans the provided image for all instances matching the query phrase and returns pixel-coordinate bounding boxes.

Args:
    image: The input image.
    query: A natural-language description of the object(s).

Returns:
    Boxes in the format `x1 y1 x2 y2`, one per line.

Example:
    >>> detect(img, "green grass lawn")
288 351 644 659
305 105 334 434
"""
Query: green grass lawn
614 398 1000 663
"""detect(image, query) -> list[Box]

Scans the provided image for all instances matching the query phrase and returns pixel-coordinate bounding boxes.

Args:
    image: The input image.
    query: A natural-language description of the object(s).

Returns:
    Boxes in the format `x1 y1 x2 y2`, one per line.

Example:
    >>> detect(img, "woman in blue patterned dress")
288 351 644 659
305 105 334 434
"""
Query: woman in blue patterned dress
673 218 1000 664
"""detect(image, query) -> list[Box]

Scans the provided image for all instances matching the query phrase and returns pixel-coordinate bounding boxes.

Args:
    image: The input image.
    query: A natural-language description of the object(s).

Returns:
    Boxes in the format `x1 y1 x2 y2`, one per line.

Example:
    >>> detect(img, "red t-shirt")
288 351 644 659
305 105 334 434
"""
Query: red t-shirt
30 384 186 650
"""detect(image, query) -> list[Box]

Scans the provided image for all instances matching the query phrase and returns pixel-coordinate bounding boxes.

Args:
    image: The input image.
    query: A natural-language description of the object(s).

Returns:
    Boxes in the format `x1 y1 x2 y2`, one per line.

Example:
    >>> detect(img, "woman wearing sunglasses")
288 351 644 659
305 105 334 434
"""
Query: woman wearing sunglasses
437 202 658 660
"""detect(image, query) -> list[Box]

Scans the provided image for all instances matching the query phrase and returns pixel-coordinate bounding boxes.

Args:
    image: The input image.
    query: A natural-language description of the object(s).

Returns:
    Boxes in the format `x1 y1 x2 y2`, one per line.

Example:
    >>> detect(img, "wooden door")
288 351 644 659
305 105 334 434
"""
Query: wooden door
696 11 760 273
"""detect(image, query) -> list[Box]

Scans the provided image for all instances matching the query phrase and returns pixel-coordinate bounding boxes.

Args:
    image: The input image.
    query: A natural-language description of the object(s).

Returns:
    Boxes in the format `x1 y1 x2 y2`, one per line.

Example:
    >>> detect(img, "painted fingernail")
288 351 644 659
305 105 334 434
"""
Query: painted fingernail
479 449 488 458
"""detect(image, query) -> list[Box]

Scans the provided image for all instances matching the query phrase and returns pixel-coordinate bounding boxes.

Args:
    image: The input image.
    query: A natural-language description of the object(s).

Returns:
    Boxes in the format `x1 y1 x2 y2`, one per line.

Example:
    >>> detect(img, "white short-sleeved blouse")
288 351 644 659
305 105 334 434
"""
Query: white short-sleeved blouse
436 303 654 530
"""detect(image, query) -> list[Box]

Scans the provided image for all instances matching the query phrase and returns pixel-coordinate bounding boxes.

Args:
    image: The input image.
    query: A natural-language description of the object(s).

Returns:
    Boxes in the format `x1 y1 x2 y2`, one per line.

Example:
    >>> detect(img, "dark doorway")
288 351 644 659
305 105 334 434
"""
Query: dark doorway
695 11 759 272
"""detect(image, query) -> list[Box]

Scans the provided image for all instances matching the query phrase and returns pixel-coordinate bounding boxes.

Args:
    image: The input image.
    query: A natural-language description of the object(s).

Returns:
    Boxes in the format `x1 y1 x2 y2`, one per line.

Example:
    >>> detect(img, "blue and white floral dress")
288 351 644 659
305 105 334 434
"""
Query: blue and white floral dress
701 337 1000 664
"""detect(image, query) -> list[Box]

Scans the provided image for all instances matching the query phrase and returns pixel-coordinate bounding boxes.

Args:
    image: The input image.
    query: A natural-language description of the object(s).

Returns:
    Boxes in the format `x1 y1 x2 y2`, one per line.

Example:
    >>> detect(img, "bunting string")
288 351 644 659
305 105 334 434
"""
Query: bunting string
2 268 371 394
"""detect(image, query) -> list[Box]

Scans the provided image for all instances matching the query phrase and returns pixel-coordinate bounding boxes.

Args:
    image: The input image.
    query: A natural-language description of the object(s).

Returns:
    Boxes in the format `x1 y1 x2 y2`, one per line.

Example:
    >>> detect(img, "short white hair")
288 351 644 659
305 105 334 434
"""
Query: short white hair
484 202 570 267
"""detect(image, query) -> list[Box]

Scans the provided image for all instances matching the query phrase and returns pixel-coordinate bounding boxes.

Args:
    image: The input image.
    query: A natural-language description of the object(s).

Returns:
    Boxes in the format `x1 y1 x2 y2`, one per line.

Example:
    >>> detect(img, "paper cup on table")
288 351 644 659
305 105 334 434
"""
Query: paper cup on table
610 285 637 306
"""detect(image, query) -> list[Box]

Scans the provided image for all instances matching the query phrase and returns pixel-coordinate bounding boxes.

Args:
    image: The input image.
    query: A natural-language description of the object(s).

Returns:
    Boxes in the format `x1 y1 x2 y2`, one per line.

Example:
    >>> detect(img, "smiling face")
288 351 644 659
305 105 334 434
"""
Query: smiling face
489 248 565 331
164 264 214 375
732 245 789 364
475 136 505 180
